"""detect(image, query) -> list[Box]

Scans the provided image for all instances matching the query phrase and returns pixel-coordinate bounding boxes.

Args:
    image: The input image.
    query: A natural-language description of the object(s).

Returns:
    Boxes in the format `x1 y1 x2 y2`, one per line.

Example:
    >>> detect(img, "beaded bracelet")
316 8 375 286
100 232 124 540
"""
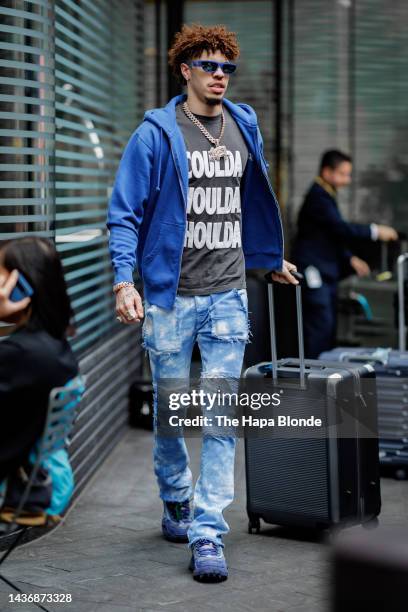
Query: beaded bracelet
113 281 135 294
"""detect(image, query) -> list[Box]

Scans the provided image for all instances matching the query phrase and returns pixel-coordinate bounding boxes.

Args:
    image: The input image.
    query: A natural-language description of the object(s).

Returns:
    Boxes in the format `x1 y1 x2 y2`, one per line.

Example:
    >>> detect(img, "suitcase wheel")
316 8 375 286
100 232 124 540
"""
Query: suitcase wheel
362 517 379 530
248 517 261 535
395 468 408 481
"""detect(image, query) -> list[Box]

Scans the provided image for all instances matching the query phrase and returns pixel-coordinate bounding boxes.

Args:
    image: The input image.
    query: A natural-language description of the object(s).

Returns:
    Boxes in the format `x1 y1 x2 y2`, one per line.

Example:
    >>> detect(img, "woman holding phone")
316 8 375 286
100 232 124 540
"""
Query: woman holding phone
0 269 32 319
0 237 78 482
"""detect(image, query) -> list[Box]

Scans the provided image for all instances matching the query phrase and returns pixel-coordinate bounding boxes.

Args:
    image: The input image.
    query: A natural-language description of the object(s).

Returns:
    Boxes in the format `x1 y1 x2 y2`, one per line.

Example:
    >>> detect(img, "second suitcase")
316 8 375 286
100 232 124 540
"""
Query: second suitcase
320 253 408 479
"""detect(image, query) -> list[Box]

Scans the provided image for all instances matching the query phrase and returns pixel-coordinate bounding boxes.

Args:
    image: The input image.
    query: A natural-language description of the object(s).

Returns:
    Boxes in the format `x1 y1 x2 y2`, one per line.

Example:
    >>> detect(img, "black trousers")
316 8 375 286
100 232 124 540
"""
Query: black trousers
302 281 338 359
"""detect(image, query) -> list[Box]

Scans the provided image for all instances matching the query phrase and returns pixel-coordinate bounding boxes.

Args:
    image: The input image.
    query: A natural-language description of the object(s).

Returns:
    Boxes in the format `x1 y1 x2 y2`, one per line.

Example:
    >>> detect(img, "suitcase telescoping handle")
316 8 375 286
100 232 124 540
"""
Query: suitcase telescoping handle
264 270 305 388
397 253 408 351
379 231 407 276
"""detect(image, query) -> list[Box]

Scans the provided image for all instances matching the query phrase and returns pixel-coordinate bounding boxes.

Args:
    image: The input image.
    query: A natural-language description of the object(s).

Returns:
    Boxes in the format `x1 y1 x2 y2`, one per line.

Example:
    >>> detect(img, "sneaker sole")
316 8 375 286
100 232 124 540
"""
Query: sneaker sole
192 572 228 583
189 558 228 583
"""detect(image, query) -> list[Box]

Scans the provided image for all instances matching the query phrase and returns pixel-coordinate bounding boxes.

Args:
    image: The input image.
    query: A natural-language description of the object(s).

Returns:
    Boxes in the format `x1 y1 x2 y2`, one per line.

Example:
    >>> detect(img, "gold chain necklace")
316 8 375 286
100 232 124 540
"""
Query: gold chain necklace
182 101 227 161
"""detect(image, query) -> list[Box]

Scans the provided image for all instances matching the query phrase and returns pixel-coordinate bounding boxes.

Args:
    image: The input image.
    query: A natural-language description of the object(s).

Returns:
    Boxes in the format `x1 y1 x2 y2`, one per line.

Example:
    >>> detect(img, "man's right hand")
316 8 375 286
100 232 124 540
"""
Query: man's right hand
376 224 398 242
115 286 144 324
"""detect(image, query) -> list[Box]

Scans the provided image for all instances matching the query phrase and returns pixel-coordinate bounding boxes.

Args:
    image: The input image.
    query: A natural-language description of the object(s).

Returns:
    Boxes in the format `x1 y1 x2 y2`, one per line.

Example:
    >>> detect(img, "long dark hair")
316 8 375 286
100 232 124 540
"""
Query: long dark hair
0 236 74 339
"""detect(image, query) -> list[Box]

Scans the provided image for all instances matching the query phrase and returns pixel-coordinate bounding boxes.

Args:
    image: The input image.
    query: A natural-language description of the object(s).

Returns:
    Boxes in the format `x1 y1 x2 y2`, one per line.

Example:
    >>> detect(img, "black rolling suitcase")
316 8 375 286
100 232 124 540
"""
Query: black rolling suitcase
244 271 381 534
320 253 408 479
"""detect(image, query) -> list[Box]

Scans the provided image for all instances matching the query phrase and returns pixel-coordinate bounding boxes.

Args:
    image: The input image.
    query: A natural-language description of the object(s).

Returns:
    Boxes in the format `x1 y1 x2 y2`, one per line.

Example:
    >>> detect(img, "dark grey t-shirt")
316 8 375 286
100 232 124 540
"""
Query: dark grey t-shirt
176 104 248 296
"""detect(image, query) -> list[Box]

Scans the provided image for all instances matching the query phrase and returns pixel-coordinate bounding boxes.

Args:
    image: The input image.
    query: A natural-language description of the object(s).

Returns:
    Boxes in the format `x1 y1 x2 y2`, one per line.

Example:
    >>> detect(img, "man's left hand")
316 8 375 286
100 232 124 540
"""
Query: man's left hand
350 255 370 277
271 260 299 285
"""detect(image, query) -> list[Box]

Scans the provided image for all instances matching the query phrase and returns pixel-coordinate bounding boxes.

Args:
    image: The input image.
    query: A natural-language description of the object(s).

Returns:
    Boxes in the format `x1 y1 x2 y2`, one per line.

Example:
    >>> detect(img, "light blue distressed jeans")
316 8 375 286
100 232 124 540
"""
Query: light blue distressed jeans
142 288 249 548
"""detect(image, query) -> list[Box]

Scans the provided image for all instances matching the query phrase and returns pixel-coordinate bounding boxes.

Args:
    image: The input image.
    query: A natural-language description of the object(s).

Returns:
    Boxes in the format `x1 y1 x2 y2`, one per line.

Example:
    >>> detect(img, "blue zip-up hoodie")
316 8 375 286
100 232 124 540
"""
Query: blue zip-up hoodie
107 94 284 309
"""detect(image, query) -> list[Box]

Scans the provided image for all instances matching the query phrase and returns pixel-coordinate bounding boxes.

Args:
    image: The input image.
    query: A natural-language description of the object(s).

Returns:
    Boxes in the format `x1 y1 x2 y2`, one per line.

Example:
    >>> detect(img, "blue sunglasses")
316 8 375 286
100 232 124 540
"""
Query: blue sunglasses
188 60 237 75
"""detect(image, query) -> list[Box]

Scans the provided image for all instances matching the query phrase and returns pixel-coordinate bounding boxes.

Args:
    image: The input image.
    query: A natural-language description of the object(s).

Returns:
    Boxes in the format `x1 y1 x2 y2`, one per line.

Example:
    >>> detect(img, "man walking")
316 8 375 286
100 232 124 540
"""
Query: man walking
107 23 296 582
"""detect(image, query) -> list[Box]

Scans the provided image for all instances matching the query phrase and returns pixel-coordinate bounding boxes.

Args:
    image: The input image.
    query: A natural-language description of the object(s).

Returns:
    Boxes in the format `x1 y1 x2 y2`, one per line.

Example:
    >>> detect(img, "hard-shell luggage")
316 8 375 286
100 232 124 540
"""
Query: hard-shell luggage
320 253 408 479
244 271 381 534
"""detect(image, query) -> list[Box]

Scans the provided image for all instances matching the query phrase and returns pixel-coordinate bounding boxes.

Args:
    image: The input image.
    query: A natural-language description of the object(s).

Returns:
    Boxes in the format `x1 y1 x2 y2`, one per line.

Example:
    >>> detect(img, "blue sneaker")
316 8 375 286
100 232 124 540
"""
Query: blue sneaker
162 499 192 543
189 538 228 582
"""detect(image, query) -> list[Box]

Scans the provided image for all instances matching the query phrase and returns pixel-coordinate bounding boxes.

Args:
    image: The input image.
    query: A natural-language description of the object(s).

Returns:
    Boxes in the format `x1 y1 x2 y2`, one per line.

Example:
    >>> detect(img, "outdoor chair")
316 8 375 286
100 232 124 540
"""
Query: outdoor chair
0 375 86 611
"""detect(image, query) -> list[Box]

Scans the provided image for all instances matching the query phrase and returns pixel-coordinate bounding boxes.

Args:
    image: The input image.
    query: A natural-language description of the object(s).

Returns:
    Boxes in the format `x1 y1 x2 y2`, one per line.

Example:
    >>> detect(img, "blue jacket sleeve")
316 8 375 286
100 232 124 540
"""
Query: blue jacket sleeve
106 129 153 284
312 193 371 241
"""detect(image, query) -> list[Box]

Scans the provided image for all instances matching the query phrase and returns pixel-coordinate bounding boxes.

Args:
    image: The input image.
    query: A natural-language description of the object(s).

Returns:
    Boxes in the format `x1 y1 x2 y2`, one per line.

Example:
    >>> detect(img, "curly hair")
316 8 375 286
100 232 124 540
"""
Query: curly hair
168 23 240 84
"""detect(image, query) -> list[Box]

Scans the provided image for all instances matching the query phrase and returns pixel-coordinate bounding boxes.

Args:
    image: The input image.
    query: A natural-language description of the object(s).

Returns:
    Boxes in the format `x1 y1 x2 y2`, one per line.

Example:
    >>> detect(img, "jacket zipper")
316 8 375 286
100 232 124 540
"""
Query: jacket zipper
169 143 187 298
170 145 187 211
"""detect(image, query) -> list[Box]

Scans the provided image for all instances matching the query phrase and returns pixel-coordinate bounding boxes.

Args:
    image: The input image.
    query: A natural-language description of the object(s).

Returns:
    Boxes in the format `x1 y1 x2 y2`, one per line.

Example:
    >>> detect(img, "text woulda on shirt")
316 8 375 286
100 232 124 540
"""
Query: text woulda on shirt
185 148 244 250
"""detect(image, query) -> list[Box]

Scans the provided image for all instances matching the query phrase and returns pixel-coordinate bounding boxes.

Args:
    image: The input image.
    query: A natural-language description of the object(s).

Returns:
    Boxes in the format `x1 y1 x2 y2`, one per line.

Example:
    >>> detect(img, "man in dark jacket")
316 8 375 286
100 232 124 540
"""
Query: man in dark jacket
292 149 398 358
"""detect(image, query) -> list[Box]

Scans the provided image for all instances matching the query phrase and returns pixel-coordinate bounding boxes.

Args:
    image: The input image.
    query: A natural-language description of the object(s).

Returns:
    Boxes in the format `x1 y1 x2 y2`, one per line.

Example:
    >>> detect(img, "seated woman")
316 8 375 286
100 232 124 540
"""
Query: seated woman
0 237 78 484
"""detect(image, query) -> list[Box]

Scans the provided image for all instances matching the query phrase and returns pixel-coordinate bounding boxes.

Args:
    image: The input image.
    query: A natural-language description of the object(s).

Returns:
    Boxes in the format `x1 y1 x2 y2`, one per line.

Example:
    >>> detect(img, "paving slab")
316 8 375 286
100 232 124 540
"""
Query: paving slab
0 429 406 612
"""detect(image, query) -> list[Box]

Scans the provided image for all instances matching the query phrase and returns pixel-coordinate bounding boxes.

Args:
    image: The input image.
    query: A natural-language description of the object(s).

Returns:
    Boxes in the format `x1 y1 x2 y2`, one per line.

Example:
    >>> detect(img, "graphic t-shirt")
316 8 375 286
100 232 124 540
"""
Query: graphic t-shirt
176 104 248 296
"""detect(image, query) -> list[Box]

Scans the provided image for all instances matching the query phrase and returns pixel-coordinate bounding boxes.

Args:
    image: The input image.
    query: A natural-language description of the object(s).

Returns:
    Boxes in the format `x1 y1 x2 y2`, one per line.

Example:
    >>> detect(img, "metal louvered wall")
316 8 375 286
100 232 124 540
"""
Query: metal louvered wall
54 0 143 353
0 1 55 241
0 0 144 490
70 327 141 498
0 0 144 351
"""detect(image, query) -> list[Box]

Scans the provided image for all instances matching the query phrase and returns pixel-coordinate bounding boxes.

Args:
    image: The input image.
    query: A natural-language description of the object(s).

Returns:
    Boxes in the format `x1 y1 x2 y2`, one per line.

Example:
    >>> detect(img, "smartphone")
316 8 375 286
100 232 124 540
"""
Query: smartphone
9 272 34 302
